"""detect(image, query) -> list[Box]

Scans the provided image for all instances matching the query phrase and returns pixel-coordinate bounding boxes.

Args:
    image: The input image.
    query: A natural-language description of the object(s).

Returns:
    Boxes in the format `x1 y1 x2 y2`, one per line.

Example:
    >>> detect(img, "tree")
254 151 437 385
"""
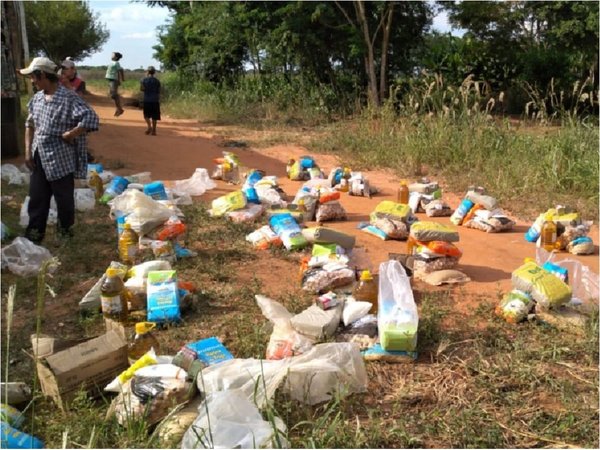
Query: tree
25 1 108 63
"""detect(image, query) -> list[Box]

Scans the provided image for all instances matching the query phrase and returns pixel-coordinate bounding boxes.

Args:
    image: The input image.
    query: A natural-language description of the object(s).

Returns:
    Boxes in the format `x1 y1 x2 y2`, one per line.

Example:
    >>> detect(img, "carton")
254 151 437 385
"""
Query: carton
30 329 128 410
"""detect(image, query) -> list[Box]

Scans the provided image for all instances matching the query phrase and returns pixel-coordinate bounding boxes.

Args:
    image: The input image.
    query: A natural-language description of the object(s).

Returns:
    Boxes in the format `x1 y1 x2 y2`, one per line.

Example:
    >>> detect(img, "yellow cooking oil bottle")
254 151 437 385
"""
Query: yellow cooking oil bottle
100 268 129 323
128 322 160 363
352 269 378 314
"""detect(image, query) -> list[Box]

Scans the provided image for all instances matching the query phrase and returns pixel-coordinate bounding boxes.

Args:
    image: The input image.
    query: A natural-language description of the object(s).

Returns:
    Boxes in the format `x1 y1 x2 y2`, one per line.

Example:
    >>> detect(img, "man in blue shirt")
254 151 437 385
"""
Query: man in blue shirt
19 57 99 244
140 66 161 135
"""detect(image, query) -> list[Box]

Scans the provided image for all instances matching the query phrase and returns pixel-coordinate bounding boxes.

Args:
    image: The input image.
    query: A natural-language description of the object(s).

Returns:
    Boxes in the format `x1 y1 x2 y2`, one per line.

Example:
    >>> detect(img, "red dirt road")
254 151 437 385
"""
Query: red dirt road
7 91 599 310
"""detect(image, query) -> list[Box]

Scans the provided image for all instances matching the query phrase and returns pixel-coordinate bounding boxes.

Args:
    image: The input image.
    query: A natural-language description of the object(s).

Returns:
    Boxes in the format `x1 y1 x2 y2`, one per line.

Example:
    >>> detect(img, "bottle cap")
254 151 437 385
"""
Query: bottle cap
124 223 131 229
400 179 408 186
360 270 373 281
106 268 120 277
135 322 156 334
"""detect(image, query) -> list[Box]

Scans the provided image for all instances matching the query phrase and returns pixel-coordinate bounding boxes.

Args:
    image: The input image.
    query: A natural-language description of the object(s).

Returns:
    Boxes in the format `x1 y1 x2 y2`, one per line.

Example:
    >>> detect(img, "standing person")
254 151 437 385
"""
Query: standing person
105 51 125 116
140 65 161 135
19 57 99 244
59 58 86 97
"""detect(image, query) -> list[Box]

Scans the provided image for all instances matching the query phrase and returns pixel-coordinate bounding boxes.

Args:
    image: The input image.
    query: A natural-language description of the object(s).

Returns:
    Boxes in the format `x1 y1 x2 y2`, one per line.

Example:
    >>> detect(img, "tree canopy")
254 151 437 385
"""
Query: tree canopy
25 1 109 63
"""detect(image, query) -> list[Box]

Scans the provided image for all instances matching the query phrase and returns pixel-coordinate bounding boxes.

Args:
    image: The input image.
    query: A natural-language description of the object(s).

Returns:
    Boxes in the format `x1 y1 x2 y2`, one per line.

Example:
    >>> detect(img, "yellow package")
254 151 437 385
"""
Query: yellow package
210 190 247 217
371 201 412 222
511 261 572 309
104 349 158 392
409 221 459 243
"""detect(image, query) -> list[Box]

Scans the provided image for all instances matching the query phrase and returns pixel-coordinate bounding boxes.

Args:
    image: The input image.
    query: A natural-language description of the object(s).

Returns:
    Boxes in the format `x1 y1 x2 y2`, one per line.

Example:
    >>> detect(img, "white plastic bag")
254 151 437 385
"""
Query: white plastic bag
1 237 54 276
342 300 373 326
181 390 287 449
74 188 95 211
108 189 174 235
20 196 57 226
255 295 315 360
198 342 367 408
172 168 216 197
1 164 29 185
378 260 419 351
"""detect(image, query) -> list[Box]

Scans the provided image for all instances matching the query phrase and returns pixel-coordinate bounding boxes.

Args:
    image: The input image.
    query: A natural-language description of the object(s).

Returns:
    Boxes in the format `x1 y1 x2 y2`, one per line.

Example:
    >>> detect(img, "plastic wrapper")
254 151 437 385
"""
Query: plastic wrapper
245 226 282 250
342 301 373 326
301 266 355 293
209 191 246 217
197 342 367 408
1 237 54 277
1 164 29 185
270 213 307 250
371 201 413 223
409 221 459 242
20 196 57 226
556 223 592 250
255 185 285 206
361 224 388 240
181 390 287 449
371 217 408 240
109 189 175 235
315 201 347 222
74 188 95 211
146 216 186 241
111 364 193 426
412 256 459 278
567 237 594 255
495 290 534 323
226 203 264 223
512 261 572 309
255 295 315 360
424 199 452 217
172 168 216 197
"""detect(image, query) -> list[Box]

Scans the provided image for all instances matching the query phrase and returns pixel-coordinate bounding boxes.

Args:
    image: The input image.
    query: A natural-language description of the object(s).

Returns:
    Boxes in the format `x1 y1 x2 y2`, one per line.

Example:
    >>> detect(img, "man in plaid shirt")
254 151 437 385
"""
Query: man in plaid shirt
19 57 99 244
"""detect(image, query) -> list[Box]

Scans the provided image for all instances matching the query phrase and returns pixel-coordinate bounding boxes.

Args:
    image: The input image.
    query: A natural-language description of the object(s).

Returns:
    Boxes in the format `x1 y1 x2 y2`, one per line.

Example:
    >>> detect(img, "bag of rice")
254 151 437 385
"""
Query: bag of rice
370 201 413 222
511 261 572 309
424 199 453 217
409 221 459 242
315 201 347 222
372 217 408 240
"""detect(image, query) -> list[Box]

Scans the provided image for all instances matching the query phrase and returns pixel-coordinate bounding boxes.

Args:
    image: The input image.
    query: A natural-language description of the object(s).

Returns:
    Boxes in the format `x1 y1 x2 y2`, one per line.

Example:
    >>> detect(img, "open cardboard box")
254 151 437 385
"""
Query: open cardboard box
30 329 128 410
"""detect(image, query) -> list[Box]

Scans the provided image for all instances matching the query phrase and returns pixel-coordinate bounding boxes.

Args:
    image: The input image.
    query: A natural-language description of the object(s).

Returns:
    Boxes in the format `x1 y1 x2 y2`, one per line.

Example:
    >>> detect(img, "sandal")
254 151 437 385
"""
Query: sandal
144 129 151 135
115 109 124 117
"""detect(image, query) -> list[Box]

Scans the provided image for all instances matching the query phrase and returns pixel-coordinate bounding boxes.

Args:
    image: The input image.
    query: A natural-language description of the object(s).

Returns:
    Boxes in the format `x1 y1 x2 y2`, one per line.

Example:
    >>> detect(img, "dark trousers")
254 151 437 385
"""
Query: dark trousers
26 151 75 243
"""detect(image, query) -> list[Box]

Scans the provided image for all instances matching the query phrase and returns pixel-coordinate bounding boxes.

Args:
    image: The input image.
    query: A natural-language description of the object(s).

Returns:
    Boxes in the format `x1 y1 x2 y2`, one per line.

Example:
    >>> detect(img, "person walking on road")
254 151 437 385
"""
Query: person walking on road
140 65 161 135
106 51 125 116
19 56 99 244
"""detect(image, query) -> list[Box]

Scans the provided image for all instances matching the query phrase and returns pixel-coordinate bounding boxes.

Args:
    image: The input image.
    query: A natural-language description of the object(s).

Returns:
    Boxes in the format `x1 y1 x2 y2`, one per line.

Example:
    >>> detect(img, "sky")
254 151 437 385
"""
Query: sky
80 1 461 70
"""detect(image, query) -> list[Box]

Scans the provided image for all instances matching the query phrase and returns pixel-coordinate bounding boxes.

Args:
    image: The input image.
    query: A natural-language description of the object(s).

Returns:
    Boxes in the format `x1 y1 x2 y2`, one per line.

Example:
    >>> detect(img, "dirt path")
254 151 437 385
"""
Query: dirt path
7 90 599 312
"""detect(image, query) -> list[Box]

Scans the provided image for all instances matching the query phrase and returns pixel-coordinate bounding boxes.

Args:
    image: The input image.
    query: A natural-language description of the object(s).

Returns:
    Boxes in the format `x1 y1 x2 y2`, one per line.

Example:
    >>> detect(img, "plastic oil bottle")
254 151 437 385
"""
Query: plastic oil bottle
397 179 409 204
100 268 129 323
118 223 139 265
88 170 104 201
128 322 160 364
353 270 378 314
540 212 557 252
339 167 351 192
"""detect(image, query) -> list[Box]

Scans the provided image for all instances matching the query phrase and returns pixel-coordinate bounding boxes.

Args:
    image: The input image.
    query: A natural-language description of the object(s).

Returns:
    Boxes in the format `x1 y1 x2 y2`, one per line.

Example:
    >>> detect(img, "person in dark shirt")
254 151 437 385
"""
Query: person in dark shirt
140 66 161 135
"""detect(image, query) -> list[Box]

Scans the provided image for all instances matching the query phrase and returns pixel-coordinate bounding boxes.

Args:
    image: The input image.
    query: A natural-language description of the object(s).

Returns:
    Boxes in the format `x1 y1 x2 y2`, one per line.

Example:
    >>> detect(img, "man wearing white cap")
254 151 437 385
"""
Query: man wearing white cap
19 56 99 243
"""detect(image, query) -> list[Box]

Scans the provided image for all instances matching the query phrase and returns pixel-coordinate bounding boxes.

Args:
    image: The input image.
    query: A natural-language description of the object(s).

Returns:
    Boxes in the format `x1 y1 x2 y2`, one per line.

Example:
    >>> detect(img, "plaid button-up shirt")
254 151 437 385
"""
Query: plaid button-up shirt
26 85 99 181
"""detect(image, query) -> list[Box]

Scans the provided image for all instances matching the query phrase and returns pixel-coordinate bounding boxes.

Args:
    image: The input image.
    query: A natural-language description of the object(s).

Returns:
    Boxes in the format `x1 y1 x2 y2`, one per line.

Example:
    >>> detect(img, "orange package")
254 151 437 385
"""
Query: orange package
462 204 484 224
156 222 186 241
319 191 341 204
423 240 462 258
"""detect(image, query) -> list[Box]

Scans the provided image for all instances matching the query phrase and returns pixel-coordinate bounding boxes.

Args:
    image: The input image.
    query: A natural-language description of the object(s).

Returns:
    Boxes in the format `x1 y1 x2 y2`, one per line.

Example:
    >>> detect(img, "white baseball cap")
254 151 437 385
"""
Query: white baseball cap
19 57 58 75
61 59 75 69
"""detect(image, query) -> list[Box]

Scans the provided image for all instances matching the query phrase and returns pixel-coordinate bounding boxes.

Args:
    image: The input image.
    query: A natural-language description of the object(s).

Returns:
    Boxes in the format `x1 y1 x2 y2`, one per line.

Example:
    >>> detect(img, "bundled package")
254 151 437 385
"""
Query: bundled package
512 261 572 309
378 260 418 352
301 263 355 294
269 213 308 250
495 289 534 323
315 200 347 222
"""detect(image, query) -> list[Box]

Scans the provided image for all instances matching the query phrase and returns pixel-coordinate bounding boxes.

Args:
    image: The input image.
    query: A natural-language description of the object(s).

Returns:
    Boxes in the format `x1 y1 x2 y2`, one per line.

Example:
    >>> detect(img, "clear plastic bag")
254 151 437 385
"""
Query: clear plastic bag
1 237 54 277
20 196 57 226
172 168 216 197
1 164 29 185
181 390 287 449
109 189 175 235
74 188 95 211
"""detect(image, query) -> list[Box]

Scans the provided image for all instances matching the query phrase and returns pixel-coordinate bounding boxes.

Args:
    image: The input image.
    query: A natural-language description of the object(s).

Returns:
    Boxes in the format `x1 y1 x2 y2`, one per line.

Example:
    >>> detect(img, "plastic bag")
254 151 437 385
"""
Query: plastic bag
109 189 175 235
255 295 315 360
181 390 287 449
20 196 57 226
315 201 347 222
172 168 216 197
74 188 95 211
197 343 367 408
1 237 54 277
1 164 29 185
378 260 418 352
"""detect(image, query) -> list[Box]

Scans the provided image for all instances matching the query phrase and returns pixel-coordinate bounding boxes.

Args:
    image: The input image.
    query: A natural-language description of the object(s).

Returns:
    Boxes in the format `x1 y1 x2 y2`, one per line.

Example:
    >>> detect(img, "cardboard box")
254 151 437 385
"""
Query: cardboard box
30 329 128 410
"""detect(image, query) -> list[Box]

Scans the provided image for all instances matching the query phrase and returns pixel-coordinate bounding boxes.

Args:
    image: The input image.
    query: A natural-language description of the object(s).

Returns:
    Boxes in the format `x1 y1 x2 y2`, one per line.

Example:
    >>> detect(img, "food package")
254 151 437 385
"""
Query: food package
269 213 308 250
371 217 408 240
315 201 347 222
226 203 265 223
290 302 344 340
370 201 413 223
423 269 470 286
301 266 355 294
361 224 388 240
465 191 497 211
567 236 594 255
424 199 452 217
412 256 459 278
245 225 282 250
512 261 572 309
409 221 459 243
495 289 534 323
301 227 356 250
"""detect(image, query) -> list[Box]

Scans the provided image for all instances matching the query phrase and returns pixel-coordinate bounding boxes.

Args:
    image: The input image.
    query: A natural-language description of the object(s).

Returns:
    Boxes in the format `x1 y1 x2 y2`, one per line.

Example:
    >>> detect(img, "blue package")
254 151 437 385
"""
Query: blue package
143 181 168 200
246 170 263 187
1 422 44 449
362 343 417 362
332 168 343 185
542 261 568 283
243 186 260 204
299 156 316 169
185 337 234 366
87 163 104 174
100 176 129 203
362 224 388 240
269 213 301 236
147 270 181 323
571 236 593 246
